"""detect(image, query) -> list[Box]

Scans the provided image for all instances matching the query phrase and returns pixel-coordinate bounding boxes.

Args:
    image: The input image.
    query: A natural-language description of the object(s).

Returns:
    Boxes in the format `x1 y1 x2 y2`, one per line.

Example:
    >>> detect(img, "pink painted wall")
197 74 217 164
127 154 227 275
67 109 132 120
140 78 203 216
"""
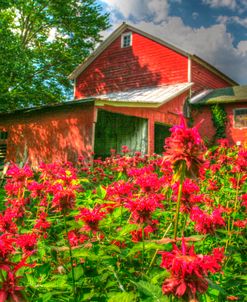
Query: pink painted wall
0 103 95 166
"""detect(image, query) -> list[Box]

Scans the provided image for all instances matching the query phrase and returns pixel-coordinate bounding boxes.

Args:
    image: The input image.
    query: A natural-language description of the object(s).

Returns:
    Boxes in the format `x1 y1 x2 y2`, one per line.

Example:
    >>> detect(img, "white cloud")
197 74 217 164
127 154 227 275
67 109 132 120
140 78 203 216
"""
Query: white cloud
202 0 237 10
101 0 169 23
237 41 247 54
217 15 247 28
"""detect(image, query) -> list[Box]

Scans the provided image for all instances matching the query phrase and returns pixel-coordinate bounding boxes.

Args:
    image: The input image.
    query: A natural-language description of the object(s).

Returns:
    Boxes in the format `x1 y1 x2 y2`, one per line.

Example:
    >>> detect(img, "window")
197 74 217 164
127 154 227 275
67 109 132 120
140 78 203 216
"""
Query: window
0 131 8 140
121 32 132 48
0 130 8 166
234 108 247 128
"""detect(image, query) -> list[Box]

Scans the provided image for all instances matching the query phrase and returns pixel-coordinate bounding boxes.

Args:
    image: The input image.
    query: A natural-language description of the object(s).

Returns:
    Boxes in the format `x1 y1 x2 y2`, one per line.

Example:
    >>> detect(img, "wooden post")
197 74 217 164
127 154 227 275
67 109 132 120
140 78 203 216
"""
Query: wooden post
148 118 154 155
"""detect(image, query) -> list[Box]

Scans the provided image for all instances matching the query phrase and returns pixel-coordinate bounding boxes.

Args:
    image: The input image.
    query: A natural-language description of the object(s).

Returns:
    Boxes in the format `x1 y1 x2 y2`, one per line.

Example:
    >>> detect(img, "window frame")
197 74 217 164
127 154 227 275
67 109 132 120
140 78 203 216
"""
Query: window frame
233 108 247 129
121 32 132 48
0 130 8 166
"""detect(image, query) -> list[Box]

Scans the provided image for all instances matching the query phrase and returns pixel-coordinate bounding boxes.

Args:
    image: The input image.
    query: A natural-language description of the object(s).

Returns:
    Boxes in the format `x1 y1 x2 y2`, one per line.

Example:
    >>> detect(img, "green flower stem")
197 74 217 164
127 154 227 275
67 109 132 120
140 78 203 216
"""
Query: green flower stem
147 222 173 274
63 213 76 301
181 213 188 237
225 172 241 254
174 180 184 241
142 224 145 274
231 172 241 229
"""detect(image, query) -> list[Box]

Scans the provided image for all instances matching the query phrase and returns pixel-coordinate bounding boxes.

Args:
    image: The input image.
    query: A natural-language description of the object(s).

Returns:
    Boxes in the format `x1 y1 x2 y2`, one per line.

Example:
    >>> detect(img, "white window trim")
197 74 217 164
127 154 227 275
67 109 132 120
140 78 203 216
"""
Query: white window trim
233 108 247 129
121 32 132 48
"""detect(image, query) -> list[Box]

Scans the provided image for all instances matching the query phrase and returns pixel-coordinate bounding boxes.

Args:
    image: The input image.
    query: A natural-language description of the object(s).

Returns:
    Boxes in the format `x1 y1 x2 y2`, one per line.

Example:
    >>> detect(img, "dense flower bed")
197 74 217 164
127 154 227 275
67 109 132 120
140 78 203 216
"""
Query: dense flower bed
0 120 246 302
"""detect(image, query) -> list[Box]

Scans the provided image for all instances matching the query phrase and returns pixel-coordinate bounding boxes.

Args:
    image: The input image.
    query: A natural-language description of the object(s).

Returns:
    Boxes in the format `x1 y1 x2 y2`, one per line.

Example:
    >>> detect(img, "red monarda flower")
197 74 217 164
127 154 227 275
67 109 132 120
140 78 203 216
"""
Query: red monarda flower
172 179 200 213
52 189 76 212
190 207 225 234
131 222 158 242
135 173 162 192
6 164 33 182
16 233 38 254
0 209 18 234
160 240 224 301
0 256 35 302
163 116 206 180
76 207 106 232
0 234 15 259
34 212 51 232
125 195 163 224
68 230 88 247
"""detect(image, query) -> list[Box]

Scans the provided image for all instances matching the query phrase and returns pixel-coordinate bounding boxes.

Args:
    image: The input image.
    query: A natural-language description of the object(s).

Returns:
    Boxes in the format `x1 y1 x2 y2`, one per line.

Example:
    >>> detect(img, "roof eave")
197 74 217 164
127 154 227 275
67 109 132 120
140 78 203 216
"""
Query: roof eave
191 55 238 86
93 83 192 108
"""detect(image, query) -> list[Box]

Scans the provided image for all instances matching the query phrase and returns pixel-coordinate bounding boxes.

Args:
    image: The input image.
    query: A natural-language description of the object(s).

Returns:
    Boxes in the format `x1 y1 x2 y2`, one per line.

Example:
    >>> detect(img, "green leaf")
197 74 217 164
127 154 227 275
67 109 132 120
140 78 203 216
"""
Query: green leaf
97 185 107 199
39 276 70 290
25 273 36 287
207 279 227 295
73 248 98 261
107 292 137 302
131 280 167 301
72 265 84 281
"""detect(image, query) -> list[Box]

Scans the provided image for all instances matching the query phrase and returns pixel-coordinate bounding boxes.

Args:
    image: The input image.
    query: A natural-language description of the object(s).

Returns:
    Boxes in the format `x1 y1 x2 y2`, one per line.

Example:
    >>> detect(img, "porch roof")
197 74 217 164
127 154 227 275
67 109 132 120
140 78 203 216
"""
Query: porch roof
190 85 247 105
86 82 193 108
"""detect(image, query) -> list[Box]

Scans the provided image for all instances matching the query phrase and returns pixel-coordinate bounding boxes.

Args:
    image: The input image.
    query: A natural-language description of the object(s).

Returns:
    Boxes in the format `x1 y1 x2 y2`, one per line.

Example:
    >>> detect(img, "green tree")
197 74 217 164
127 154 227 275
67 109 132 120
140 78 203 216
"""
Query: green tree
0 0 109 111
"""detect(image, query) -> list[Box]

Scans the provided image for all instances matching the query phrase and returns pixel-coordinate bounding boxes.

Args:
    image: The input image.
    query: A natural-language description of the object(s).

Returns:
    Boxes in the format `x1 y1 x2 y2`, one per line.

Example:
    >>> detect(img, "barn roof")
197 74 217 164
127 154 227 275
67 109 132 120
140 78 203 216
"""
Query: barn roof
0 83 192 116
68 22 237 86
190 85 247 105
91 82 193 108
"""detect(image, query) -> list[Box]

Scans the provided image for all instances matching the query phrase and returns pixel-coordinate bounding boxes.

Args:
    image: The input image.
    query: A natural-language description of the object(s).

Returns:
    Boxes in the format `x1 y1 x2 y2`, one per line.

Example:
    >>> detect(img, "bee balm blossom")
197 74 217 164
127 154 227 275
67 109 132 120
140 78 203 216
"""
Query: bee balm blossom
76 207 106 232
163 116 206 180
160 240 224 301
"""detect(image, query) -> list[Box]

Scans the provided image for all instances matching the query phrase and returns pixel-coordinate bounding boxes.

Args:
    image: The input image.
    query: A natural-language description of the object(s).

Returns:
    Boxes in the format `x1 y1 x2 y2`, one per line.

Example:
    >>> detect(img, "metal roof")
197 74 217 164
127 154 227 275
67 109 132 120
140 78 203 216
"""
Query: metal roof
89 82 193 107
190 85 247 105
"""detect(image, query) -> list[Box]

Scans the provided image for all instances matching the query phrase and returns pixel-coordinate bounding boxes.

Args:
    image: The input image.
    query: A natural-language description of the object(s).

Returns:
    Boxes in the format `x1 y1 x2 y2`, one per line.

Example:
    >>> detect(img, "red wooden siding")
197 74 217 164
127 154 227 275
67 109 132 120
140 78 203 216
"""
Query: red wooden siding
0 103 95 167
192 103 247 145
191 60 231 93
96 91 188 154
75 31 188 99
225 103 247 144
191 107 216 144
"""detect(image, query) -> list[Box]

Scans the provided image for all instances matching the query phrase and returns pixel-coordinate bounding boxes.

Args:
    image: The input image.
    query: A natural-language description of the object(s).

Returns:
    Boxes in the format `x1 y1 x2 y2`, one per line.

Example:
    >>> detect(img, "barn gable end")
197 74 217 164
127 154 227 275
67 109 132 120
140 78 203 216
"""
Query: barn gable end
74 29 189 99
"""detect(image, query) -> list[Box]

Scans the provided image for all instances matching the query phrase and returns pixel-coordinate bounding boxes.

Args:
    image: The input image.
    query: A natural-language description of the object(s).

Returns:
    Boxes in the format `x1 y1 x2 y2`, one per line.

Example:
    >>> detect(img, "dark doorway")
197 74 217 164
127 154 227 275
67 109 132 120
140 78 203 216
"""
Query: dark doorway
154 123 171 154
94 110 148 158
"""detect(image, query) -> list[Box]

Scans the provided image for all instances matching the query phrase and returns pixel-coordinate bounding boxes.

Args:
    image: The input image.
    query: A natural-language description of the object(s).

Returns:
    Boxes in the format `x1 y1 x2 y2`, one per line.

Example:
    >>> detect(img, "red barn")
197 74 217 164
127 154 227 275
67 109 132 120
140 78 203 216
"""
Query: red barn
0 23 241 167
190 86 247 145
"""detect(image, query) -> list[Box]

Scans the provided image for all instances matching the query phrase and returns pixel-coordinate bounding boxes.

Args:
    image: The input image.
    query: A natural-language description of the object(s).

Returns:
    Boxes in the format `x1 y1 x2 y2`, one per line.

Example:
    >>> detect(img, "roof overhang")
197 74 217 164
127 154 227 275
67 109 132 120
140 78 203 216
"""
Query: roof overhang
190 85 247 105
79 83 193 108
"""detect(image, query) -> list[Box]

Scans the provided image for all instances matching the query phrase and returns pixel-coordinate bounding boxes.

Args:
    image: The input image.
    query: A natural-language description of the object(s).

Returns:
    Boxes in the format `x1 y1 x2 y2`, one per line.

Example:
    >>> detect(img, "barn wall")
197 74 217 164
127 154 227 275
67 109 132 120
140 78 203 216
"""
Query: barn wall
75 31 188 98
0 103 95 166
191 60 232 93
96 91 188 154
191 103 247 145
191 106 216 144
225 103 247 144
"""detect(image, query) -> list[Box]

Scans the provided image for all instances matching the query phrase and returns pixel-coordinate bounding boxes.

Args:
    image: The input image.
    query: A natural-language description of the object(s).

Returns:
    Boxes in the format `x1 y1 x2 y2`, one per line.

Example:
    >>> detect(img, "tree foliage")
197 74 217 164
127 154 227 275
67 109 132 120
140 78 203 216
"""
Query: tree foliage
0 0 109 111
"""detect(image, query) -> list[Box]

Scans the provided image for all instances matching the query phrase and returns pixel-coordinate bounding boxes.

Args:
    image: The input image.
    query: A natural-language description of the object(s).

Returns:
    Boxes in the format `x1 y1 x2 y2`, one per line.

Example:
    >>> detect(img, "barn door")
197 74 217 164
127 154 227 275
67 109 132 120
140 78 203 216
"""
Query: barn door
94 110 148 158
154 123 171 154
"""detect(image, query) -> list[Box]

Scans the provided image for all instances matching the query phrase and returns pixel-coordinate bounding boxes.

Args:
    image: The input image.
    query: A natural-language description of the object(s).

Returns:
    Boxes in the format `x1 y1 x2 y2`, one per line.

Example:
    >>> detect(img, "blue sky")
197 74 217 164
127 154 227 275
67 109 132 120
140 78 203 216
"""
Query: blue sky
97 0 247 84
